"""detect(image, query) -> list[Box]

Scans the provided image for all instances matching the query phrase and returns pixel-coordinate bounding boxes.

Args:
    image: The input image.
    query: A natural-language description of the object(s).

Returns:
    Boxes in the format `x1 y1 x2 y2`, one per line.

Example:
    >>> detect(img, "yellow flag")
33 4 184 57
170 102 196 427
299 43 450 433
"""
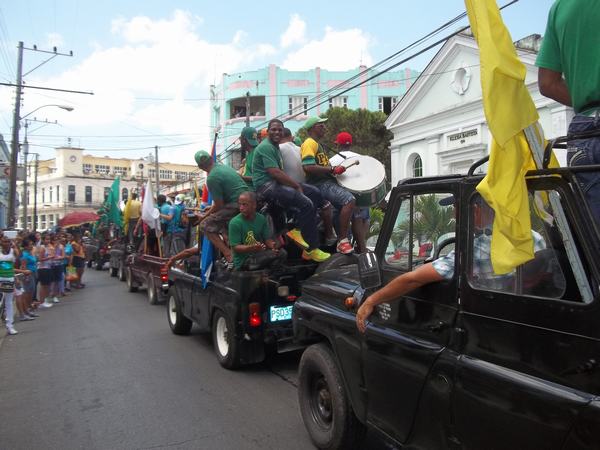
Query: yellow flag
465 0 542 274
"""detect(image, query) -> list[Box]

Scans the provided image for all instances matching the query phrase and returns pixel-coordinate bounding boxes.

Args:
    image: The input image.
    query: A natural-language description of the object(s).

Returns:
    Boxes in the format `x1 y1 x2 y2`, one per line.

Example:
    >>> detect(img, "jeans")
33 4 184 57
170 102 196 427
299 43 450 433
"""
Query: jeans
567 114 600 224
240 249 288 271
257 181 324 249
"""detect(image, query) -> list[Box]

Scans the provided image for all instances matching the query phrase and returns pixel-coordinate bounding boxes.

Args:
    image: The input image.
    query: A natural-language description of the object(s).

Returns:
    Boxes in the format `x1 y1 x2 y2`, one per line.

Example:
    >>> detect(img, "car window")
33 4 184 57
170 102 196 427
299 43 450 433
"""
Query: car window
467 192 585 302
384 193 455 271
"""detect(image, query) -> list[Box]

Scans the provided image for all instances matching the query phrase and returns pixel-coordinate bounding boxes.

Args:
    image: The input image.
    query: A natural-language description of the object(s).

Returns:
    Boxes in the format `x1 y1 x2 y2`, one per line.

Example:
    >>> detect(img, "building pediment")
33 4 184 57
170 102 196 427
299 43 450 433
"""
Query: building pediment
386 33 542 132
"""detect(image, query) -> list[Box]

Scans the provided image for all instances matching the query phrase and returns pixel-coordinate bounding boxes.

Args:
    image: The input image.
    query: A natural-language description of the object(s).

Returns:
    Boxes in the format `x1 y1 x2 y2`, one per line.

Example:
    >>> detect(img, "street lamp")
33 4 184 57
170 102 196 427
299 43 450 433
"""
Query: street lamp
9 103 74 229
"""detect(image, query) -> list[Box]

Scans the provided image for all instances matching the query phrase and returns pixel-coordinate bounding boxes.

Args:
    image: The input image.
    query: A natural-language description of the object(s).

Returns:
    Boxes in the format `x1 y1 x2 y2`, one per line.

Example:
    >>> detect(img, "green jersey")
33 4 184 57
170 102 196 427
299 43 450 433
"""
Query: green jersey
207 164 248 204
244 149 256 191
228 212 270 269
252 139 283 190
536 0 600 113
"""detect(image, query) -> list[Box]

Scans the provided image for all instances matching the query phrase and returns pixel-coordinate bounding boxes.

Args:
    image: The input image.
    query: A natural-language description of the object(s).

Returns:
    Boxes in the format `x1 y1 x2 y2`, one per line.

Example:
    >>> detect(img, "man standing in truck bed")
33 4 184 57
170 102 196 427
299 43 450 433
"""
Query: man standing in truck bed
536 0 600 222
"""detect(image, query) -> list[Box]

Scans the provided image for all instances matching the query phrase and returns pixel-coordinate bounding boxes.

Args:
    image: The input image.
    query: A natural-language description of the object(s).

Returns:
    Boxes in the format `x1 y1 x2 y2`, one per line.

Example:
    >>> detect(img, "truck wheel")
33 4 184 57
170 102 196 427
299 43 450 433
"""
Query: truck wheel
110 266 118 277
314 253 357 275
167 294 192 335
95 258 103 271
212 309 241 369
298 343 365 450
147 275 158 305
87 259 93 268
126 267 138 292
118 262 126 282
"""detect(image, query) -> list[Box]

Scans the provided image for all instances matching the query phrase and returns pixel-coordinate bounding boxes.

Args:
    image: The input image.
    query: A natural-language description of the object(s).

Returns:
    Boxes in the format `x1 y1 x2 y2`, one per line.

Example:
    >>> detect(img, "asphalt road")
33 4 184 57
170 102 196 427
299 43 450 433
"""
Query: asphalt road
0 269 313 450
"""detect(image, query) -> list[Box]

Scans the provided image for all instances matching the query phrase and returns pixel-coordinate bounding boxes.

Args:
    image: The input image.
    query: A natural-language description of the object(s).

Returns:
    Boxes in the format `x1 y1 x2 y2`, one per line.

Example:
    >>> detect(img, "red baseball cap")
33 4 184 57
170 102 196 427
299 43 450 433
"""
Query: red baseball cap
334 131 353 145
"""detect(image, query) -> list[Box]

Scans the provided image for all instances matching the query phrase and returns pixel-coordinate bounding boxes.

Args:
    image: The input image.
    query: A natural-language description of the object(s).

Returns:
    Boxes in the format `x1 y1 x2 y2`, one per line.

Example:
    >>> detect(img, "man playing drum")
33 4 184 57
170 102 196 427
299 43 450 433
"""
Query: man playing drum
301 117 356 254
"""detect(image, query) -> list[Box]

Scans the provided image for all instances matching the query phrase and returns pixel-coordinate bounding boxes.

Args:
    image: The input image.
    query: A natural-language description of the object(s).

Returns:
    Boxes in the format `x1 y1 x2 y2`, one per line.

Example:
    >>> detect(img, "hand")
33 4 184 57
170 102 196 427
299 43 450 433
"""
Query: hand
166 258 174 268
332 165 346 176
355 297 375 333
254 243 266 252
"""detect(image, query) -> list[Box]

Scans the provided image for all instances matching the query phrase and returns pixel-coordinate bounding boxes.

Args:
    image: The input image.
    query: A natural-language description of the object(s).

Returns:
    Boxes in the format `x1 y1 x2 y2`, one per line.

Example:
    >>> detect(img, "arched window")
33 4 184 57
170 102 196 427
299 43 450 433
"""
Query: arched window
412 155 423 177
122 187 129 202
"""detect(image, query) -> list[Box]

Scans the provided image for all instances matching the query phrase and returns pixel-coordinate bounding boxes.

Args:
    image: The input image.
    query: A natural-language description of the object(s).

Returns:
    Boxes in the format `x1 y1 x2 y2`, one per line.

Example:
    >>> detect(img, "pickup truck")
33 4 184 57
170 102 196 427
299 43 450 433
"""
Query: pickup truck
125 252 170 305
293 155 600 449
166 248 348 369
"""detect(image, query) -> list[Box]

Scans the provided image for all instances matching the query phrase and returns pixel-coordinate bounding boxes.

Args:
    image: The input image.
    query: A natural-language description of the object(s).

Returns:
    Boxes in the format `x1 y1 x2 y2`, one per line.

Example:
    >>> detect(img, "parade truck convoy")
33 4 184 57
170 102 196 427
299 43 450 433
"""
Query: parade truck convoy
292 155 600 449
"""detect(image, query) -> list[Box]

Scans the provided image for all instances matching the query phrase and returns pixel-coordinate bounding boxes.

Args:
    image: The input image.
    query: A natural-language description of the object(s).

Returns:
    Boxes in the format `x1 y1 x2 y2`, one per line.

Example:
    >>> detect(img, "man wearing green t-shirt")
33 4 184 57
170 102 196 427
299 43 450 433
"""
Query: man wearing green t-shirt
195 150 248 263
229 191 286 270
537 0 600 222
239 126 259 190
252 119 331 263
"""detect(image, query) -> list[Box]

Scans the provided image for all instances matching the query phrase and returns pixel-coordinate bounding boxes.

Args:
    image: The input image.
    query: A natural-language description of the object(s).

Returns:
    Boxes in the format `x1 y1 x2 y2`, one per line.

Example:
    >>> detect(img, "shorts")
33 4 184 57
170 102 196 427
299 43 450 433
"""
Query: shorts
73 256 85 269
316 180 355 210
37 268 53 286
199 203 239 234
52 265 64 281
353 207 370 220
23 273 37 293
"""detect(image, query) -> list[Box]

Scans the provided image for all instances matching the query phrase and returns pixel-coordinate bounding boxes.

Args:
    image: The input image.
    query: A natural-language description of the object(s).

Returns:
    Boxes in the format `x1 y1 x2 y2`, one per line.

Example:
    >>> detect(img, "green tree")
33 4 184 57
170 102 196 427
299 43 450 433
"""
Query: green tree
296 107 394 186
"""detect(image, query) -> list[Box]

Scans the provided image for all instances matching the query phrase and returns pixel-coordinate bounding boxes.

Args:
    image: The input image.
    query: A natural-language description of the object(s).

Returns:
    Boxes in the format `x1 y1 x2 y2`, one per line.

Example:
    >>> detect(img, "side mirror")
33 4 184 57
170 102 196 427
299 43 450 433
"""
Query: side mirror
357 252 382 290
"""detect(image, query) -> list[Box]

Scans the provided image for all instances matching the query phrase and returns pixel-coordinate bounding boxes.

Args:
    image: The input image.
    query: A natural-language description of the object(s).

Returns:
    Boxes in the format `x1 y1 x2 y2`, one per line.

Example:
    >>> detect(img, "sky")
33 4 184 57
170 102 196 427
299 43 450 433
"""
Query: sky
0 0 556 164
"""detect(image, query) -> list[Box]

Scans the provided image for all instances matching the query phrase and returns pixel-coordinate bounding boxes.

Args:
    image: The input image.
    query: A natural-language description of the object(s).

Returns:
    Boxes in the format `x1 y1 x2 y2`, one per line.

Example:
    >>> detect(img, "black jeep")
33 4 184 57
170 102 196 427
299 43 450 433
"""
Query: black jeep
293 156 600 449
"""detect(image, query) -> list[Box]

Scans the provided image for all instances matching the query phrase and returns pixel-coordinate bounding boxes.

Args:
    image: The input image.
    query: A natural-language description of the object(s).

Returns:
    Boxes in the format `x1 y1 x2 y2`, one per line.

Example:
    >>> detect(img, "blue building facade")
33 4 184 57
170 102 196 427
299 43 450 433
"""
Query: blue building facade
210 64 420 164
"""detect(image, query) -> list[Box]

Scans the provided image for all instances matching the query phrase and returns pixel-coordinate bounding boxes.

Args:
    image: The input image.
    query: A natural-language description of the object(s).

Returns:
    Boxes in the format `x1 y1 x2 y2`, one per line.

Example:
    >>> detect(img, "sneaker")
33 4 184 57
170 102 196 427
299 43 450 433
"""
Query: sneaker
19 315 35 321
28 311 40 317
286 229 309 250
6 326 18 335
40 302 54 308
336 238 354 254
302 248 331 262
52 297 60 304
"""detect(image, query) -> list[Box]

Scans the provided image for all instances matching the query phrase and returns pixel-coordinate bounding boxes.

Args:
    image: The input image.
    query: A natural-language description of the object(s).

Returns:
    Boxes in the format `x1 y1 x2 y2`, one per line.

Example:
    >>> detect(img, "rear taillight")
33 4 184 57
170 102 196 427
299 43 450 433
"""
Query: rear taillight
160 266 169 283
249 302 261 327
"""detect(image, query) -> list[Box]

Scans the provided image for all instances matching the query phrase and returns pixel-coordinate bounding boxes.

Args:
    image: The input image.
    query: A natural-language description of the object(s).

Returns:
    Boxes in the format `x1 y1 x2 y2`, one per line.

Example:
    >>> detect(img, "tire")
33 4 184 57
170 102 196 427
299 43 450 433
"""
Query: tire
147 274 158 305
87 259 93 268
118 262 126 282
95 258 103 271
167 294 192 335
314 253 357 275
126 267 138 292
298 343 365 450
110 266 118 277
211 309 241 369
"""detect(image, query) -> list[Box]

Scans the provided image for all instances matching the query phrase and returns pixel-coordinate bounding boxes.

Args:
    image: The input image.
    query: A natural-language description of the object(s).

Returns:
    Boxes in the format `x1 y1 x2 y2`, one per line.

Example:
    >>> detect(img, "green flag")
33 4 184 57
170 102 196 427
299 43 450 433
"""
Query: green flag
107 176 123 229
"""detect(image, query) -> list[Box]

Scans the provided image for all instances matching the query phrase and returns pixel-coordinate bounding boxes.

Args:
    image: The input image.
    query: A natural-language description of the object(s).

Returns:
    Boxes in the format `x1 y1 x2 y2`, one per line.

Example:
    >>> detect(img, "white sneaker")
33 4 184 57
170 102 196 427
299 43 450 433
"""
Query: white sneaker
40 301 54 308
52 297 60 304
6 326 18 335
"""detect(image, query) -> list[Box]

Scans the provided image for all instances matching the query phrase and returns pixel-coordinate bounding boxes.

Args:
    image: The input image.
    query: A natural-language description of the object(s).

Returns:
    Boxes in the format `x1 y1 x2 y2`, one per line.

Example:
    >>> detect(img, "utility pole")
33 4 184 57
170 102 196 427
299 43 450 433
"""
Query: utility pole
154 145 160 196
33 153 38 232
22 120 29 229
8 41 24 228
245 91 251 127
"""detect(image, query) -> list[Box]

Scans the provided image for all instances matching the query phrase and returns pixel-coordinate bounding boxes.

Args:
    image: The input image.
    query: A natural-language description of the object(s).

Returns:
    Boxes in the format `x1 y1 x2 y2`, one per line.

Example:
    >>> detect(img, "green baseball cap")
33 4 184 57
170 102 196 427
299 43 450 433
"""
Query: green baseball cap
304 116 328 130
241 127 259 147
194 150 211 166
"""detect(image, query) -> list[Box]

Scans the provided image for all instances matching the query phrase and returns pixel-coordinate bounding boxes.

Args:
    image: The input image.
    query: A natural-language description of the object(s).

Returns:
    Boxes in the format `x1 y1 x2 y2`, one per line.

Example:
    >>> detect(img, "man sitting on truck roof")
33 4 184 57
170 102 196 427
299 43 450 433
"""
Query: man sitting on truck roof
229 191 286 271
195 150 248 264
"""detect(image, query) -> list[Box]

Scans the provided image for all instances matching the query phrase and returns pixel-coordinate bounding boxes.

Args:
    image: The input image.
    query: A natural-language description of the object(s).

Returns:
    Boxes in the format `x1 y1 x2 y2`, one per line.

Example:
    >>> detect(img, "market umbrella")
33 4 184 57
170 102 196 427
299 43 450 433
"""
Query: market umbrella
58 211 100 228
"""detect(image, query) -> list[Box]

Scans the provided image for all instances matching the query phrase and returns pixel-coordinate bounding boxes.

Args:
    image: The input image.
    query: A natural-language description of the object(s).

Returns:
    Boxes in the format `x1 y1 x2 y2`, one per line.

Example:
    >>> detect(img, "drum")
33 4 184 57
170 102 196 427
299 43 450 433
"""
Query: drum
330 152 387 207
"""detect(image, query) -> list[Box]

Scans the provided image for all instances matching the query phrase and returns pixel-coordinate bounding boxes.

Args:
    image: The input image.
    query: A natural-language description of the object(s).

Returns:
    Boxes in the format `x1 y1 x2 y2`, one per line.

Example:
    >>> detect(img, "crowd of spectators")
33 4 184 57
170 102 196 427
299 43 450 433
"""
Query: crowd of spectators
1 228 86 336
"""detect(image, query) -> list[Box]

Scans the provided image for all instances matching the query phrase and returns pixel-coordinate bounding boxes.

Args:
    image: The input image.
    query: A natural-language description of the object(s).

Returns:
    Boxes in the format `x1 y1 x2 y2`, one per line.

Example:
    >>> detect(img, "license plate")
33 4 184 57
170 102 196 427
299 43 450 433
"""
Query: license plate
270 305 293 322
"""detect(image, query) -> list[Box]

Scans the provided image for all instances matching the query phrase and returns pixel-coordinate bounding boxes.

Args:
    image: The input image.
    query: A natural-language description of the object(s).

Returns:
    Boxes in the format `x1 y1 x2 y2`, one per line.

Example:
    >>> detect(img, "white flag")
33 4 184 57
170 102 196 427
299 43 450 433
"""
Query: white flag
141 179 160 233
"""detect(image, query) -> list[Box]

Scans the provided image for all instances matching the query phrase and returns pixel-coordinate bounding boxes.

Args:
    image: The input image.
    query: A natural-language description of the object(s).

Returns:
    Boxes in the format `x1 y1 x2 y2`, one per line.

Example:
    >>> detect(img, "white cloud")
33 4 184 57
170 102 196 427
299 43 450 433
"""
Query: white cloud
15 10 277 162
282 26 373 71
280 14 306 49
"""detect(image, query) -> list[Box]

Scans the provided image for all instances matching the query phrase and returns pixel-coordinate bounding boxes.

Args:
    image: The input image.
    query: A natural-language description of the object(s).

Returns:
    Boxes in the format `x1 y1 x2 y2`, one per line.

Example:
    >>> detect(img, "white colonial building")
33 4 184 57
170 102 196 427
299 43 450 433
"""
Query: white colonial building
16 146 201 231
385 31 573 186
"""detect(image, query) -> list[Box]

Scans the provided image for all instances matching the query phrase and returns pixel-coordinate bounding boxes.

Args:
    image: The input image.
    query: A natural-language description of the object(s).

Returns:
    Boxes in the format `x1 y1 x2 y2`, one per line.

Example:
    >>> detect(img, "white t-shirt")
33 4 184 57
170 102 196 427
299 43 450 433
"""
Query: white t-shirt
279 142 305 184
